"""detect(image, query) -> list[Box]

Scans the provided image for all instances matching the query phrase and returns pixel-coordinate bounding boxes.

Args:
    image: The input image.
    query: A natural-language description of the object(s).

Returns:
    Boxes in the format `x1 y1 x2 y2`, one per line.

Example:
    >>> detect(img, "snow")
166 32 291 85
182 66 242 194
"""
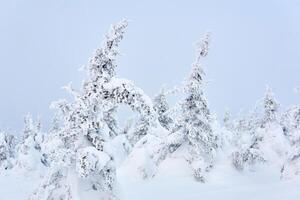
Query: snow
118 174 300 200
0 170 41 200
120 154 300 200
1 158 300 200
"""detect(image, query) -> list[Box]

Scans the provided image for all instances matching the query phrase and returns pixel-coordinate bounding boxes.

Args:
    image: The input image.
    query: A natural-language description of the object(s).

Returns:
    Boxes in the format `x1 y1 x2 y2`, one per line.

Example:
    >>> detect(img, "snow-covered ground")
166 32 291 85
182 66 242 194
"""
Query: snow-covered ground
118 155 300 200
121 178 300 200
0 170 41 200
119 175 300 200
2 156 300 200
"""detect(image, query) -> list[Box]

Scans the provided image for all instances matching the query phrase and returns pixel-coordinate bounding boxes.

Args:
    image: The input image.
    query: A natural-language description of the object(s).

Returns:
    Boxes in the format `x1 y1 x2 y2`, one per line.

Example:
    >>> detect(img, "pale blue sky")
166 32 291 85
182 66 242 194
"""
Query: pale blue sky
0 0 300 132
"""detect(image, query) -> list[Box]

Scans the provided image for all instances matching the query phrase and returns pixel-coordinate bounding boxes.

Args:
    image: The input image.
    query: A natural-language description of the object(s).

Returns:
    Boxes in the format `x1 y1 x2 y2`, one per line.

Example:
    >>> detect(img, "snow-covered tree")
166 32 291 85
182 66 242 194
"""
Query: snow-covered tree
231 111 268 170
39 114 62 168
50 114 61 134
100 78 156 145
231 131 266 171
179 33 219 182
281 141 300 179
103 106 119 138
281 106 300 140
229 108 260 146
281 112 300 179
0 131 16 170
30 20 130 200
152 33 219 182
31 19 157 200
153 87 174 131
280 90 300 179
231 89 288 171
261 86 279 127
17 114 45 171
19 114 42 151
223 108 232 130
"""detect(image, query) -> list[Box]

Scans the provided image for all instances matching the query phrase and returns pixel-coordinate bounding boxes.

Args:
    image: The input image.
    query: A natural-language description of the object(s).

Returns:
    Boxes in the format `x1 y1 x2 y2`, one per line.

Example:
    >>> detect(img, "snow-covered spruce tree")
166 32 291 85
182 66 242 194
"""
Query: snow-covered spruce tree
280 89 300 179
223 109 232 131
30 20 156 200
231 132 266 171
153 87 174 131
179 33 218 182
281 111 300 180
231 112 267 170
220 108 238 149
30 20 129 200
281 138 300 179
50 113 61 134
281 106 300 140
261 86 279 128
39 114 62 168
103 106 119 138
158 33 218 182
232 88 289 171
230 108 262 170
17 114 45 171
0 131 16 170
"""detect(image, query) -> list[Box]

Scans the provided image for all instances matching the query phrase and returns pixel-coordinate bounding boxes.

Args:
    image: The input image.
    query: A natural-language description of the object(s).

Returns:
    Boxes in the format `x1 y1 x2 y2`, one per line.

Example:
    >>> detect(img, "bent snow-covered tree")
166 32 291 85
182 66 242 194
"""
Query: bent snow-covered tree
30 20 129 200
30 20 156 200
100 78 156 145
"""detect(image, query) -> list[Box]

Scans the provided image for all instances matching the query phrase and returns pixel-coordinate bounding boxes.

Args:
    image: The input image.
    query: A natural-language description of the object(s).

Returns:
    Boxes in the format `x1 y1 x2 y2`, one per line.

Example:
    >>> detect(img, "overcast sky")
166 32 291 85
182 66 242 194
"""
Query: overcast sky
0 0 300 132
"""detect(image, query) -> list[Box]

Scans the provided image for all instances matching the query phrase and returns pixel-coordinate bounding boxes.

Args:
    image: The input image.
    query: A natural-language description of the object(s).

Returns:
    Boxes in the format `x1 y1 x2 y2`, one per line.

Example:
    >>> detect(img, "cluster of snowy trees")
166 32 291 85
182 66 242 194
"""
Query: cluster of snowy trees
1 20 300 199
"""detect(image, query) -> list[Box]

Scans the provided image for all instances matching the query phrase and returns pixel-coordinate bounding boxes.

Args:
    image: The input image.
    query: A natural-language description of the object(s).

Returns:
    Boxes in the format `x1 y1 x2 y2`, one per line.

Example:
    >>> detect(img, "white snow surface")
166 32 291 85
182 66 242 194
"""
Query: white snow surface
1 126 300 200
1 150 300 200
1 124 299 200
